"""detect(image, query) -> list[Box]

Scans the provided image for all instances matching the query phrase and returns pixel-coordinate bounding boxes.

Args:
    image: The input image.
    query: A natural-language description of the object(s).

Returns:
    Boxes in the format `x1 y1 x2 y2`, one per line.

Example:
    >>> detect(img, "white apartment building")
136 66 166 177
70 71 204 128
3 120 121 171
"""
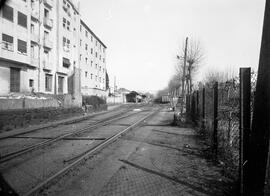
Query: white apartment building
79 20 107 98
0 0 107 98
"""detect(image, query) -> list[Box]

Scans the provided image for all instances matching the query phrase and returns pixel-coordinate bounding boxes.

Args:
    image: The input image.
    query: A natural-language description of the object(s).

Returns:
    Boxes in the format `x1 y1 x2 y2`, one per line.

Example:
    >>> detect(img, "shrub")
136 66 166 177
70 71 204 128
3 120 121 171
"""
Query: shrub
82 96 106 108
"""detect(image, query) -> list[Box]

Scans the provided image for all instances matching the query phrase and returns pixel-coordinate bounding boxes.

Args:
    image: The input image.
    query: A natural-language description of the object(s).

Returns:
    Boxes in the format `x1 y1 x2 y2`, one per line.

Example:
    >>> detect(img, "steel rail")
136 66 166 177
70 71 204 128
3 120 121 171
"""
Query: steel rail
0 109 145 164
23 109 159 196
0 105 136 141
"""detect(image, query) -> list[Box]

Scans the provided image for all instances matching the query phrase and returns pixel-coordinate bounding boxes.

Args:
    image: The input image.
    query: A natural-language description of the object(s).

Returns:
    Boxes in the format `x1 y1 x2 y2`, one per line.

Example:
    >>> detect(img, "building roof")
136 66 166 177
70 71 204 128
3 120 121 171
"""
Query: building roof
80 20 107 49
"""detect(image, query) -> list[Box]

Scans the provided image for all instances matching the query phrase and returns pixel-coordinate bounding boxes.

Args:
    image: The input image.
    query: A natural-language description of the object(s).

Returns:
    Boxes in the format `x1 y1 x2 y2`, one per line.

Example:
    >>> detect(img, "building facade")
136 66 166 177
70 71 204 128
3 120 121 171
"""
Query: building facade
0 0 107 98
79 20 107 98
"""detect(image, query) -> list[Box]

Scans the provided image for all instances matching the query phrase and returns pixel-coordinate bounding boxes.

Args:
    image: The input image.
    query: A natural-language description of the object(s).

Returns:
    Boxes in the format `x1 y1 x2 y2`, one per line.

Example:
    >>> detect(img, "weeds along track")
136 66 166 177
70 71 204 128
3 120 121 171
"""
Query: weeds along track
0 106 160 196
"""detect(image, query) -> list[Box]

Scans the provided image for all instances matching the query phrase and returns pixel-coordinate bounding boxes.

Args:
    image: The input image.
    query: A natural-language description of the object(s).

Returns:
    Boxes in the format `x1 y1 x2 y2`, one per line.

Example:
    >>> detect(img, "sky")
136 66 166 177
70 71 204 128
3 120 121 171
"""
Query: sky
80 0 265 93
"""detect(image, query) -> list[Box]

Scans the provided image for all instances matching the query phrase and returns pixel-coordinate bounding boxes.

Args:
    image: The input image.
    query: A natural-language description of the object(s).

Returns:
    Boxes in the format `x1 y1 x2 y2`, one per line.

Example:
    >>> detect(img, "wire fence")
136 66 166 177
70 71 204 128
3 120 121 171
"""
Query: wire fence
186 76 255 179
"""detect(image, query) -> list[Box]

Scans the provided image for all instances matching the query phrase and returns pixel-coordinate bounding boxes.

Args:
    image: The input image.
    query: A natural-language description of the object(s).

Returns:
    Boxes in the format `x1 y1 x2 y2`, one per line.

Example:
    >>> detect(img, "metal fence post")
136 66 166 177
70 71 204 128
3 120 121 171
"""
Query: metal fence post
196 90 199 119
202 87 205 130
239 67 251 196
213 82 218 156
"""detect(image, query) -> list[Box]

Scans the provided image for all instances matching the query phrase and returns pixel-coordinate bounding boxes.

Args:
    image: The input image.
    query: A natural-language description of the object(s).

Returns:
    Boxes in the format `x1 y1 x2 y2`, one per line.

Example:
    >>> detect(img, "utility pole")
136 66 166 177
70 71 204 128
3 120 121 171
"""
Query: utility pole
181 37 188 113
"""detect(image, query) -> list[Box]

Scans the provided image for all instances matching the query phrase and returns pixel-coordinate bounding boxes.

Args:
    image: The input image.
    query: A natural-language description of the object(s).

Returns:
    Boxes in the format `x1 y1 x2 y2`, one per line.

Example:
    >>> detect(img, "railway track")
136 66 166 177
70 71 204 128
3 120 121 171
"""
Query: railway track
0 105 160 196
0 106 146 164
0 104 139 141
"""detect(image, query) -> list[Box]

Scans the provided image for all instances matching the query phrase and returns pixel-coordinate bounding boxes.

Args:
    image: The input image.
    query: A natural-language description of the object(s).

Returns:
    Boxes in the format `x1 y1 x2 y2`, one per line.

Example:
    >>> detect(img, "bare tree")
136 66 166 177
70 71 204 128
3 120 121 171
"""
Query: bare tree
176 38 204 94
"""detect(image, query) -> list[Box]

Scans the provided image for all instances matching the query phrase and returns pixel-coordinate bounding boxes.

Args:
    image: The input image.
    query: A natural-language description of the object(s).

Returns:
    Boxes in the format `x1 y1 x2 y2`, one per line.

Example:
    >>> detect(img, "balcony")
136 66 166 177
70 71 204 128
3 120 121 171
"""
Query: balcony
43 38 53 49
31 33 39 43
43 60 53 70
1 41 14 52
43 17 53 28
44 0 53 8
31 57 39 67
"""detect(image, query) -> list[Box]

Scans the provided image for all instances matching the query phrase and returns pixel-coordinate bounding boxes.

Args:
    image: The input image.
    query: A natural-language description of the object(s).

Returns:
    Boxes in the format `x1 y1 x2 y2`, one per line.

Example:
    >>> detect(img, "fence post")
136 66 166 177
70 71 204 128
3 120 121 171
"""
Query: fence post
191 92 196 122
196 90 199 119
213 82 218 156
186 94 189 115
202 87 205 130
239 67 251 196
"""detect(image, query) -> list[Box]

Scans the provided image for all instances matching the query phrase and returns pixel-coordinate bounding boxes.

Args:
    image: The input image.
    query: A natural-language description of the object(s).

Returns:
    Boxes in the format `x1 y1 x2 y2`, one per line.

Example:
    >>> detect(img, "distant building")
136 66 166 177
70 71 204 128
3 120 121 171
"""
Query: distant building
0 0 107 99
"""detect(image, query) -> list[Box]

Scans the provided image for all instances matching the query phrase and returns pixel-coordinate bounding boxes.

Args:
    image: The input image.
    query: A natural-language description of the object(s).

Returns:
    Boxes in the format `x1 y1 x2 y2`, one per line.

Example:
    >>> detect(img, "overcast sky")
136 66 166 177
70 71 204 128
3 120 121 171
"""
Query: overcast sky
80 0 265 93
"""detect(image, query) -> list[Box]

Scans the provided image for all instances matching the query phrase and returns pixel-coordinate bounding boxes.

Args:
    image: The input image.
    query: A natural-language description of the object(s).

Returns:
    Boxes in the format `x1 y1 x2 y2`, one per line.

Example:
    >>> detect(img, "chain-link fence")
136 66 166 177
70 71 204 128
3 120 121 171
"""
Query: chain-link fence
186 75 255 180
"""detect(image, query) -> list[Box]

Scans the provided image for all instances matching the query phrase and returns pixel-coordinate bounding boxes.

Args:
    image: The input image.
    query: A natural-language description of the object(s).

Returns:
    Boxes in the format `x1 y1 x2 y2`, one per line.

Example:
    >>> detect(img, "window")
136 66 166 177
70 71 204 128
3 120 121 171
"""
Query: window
95 75 97 81
2 5 13 22
63 57 70 68
17 39 27 54
80 25 82 32
91 61 93 66
31 24 35 34
99 55 101 60
67 21 70 30
85 44 88 50
58 76 64 94
18 12 27 28
44 9 49 18
99 66 101 71
31 44 35 58
103 58 105 63
80 54 82 60
99 77 101 82
85 71 88 77
63 37 70 51
95 52 97 58
10 68 20 92
91 48 93 54
44 31 49 40
63 18 70 30
85 57 88 64
95 40 97 46
91 73 93 79
95 64 97 69
44 49 49 61
80 39 82 46
2 34 13 51
63 18 66 28
29 79 34 88
91 36 93 42
85 30 88 37
45 74 52 91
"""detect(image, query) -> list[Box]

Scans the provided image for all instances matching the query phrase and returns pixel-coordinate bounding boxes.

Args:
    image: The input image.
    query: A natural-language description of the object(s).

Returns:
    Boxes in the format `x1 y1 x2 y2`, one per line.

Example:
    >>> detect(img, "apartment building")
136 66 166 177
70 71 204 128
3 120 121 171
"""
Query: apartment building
79 20 107 98
0 0 37 95
0 0 107 98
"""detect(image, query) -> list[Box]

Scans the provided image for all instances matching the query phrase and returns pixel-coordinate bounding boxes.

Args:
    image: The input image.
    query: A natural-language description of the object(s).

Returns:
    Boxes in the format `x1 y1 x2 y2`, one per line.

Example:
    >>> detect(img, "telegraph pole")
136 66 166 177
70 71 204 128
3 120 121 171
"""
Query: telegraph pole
181 37 188 113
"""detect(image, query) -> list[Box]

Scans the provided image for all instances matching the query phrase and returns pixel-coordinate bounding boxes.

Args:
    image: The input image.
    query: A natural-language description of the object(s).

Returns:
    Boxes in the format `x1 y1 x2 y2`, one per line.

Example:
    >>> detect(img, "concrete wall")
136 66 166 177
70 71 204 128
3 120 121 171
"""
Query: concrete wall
0 98 60 110
107 96 126 104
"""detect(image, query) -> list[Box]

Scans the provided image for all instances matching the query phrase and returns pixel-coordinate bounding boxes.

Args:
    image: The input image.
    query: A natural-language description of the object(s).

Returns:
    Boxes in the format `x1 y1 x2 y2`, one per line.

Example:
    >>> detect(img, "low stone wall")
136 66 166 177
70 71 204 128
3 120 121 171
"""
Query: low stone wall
0 107 84 132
